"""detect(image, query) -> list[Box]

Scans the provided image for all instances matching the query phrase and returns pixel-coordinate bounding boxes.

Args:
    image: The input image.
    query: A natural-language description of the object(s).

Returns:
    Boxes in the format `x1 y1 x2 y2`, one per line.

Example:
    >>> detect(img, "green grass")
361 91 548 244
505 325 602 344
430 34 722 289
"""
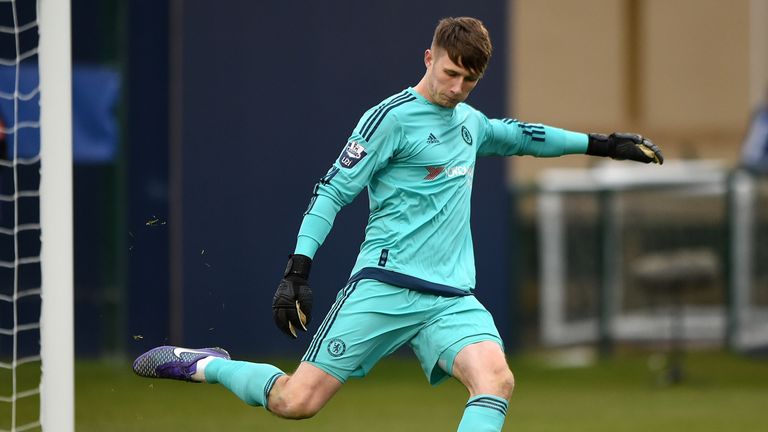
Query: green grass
5 350 767 431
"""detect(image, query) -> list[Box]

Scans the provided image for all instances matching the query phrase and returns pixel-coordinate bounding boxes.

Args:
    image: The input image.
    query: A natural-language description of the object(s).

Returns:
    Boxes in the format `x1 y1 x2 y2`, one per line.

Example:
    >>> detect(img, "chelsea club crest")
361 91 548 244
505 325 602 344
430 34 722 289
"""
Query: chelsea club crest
327 338 347 358
461 125 473 145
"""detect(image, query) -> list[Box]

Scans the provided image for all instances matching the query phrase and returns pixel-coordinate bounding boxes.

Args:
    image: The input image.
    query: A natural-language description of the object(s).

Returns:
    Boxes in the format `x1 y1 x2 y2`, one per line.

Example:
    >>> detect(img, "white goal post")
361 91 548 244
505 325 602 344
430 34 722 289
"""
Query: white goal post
38 0 74 430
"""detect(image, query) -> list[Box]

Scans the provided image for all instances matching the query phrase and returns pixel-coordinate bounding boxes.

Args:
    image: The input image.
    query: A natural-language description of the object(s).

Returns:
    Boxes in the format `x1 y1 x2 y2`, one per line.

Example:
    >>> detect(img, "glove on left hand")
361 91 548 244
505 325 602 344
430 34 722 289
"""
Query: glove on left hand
587 132 664 164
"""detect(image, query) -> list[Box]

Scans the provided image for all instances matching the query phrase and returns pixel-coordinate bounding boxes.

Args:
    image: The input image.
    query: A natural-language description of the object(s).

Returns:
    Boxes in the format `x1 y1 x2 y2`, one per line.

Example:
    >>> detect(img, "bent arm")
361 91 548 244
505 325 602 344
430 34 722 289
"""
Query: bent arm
292 111 404 257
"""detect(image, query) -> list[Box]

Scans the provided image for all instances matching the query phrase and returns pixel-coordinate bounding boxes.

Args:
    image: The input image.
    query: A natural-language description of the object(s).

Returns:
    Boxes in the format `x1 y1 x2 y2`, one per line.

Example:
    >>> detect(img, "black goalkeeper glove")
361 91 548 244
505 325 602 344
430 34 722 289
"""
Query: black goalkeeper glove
273 254 313 338
587 132 664 164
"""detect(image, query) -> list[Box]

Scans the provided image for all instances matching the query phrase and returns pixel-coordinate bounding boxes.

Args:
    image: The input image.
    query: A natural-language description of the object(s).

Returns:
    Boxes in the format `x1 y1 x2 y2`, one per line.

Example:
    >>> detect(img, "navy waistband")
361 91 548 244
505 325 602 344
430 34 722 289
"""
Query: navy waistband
347 267 473 297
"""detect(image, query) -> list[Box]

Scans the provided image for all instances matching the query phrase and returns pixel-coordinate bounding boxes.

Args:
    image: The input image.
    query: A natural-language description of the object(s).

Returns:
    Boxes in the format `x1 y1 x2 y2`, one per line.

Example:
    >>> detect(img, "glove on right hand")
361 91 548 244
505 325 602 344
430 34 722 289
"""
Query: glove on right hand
272 254 313 338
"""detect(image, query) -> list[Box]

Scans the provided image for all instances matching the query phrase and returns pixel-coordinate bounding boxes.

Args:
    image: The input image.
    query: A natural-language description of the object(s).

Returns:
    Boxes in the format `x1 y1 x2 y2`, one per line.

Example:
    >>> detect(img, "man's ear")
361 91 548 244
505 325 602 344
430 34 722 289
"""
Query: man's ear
424 49 432 68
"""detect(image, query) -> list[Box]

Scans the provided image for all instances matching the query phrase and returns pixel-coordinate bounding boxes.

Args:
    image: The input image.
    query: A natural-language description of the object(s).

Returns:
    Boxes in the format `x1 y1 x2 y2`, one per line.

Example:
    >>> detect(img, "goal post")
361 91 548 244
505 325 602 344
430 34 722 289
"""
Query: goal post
38 0 74 430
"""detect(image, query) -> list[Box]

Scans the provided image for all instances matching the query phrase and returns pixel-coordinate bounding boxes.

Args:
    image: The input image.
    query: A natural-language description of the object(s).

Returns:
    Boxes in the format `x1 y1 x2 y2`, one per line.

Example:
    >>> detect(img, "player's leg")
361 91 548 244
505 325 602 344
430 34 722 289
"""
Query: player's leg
452 341 514 432
132 345 342 419
409 295 511 432
205 358 343 419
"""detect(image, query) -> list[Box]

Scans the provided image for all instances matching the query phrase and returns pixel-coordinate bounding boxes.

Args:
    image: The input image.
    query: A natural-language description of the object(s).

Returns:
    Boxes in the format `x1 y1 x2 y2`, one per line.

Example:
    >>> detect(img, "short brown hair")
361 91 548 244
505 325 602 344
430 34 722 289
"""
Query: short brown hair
431 17 493 76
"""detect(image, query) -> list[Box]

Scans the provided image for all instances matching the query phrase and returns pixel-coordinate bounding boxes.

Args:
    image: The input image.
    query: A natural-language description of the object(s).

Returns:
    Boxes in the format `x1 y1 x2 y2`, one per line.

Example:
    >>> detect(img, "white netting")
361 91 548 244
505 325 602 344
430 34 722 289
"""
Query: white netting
0 0 42 431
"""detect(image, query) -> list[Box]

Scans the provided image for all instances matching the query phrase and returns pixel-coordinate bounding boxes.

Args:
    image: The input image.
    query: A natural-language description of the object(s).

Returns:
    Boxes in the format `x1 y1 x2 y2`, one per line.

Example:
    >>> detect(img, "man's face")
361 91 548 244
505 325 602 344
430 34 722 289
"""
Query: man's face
424 47 481 108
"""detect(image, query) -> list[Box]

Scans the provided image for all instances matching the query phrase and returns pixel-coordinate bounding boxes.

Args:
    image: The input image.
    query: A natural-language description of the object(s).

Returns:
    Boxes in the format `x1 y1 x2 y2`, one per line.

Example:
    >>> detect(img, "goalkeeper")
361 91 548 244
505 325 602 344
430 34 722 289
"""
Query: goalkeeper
134 16 663 431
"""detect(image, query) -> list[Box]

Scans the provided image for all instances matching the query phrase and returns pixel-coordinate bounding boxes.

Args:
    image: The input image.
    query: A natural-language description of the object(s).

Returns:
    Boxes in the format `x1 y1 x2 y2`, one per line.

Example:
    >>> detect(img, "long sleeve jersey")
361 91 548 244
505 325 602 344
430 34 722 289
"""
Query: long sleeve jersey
294 87 587 296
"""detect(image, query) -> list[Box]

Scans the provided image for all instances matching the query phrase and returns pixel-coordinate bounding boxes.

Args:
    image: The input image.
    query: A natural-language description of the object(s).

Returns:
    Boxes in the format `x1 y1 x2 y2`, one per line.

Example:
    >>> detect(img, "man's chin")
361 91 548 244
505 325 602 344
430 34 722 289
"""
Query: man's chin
439 98 460 108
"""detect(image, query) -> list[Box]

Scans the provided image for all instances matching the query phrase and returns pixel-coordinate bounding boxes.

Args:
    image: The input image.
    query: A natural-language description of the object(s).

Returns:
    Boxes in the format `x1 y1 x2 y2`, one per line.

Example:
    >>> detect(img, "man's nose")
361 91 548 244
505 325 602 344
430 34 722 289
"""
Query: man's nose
450 78 463 94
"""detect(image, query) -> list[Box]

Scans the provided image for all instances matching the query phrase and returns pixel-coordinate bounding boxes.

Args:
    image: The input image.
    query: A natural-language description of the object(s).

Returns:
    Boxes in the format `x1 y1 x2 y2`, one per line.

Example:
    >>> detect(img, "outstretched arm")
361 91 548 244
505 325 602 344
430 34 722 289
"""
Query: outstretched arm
479 117 663 164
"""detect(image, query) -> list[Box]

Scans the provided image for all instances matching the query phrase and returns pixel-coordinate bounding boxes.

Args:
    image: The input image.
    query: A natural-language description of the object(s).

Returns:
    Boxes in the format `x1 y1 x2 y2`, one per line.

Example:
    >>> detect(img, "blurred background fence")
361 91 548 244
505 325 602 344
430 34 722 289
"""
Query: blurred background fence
519 163 768 354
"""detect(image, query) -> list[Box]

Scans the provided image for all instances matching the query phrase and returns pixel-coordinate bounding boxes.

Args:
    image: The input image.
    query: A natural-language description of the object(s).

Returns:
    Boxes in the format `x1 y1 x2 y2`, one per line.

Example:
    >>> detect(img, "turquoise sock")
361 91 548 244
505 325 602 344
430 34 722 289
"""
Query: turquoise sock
204 358 285 409
457 394 508 432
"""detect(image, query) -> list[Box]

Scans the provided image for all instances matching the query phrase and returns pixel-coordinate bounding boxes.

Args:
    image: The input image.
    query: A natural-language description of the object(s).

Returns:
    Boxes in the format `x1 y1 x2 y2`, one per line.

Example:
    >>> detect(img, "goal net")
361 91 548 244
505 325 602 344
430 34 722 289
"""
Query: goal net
0 0 72 431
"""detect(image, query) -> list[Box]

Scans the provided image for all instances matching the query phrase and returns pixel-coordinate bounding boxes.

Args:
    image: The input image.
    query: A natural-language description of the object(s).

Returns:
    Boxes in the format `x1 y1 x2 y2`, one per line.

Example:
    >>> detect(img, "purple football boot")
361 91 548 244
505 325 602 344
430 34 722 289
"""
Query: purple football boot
132 345 230 382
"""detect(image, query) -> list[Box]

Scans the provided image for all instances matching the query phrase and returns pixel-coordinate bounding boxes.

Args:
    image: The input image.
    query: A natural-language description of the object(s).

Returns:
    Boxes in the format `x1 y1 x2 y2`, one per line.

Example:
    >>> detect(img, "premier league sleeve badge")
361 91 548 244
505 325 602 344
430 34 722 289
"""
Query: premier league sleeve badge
338 141 368 168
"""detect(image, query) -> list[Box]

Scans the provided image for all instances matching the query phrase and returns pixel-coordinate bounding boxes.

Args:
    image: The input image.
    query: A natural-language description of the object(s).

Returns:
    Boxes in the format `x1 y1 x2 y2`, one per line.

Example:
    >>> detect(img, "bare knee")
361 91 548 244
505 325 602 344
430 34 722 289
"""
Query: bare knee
268 391 322 420
472 361 515 399
497 367 515 400
453 342 515 400
266 365 341 419
462 363 515 400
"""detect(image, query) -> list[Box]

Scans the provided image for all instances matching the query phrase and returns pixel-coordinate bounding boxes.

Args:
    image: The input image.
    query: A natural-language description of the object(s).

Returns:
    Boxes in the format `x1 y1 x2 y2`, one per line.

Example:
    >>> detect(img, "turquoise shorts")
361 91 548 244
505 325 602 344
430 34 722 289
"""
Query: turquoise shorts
300 279 503 385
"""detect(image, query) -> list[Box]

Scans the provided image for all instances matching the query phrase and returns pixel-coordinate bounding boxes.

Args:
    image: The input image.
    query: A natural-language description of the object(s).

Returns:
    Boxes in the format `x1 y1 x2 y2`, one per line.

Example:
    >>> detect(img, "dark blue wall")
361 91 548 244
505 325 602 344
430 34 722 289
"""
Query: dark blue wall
129 0 511 357
125 1 171 350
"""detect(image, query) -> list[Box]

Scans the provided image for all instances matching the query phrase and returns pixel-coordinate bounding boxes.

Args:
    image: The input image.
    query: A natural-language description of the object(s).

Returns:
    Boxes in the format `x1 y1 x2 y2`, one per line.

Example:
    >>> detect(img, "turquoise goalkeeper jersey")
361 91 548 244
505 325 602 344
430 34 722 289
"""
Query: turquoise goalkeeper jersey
295 87 587 296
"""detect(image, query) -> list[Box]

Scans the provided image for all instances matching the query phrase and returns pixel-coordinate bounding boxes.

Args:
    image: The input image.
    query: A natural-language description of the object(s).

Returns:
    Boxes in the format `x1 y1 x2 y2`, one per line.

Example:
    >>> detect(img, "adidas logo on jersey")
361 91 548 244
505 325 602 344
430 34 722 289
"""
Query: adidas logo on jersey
426 133 440 144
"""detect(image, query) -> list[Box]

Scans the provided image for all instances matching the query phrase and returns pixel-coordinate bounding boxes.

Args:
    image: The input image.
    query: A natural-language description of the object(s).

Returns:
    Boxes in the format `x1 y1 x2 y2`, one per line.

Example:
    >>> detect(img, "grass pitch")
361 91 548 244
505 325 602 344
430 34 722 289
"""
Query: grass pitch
68 350 766 431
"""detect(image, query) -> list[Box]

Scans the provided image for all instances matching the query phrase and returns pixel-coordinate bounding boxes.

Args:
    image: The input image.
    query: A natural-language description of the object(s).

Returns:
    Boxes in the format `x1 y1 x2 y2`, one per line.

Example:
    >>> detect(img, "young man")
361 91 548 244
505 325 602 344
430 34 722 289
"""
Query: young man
134 17 663 431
